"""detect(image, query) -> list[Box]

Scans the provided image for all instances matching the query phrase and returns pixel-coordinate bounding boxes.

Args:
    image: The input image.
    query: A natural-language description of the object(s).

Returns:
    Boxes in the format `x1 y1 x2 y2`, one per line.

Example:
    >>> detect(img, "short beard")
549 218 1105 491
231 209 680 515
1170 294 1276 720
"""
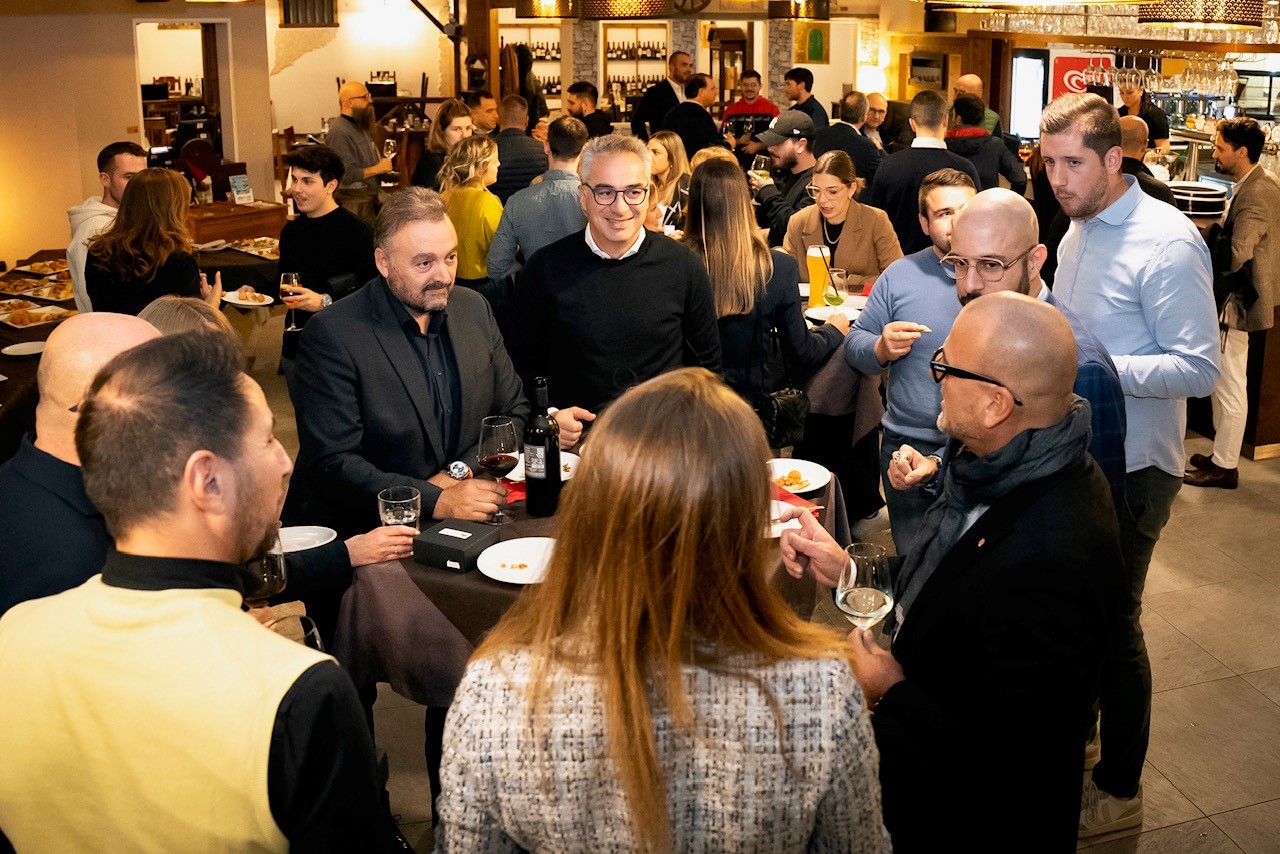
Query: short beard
388 270 451 315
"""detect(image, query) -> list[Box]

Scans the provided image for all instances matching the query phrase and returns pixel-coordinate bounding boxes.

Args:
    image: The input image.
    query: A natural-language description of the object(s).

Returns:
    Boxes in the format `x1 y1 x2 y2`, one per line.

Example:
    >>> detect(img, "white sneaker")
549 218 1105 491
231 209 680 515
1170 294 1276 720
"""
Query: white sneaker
1084 730 1100 770
1079 779 1143 838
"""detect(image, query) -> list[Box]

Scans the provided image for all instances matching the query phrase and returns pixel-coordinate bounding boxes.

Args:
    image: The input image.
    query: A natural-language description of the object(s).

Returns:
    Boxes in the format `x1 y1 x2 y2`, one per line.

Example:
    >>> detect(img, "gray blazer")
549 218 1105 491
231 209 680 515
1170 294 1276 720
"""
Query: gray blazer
1225 165 1280 332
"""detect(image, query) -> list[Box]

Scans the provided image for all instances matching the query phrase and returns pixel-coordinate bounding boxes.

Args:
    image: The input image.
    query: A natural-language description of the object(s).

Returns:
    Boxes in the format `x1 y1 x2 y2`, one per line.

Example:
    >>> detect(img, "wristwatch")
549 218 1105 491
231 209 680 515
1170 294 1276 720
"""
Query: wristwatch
446 461 472 481
923 455 944 486
320 293 333 309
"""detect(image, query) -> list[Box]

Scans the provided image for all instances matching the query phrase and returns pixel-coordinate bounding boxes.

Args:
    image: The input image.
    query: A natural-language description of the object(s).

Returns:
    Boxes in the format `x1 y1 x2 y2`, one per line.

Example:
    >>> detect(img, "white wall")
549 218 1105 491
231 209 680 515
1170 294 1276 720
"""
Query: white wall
266 0 452 133
136 23 204 89
0 0 274 266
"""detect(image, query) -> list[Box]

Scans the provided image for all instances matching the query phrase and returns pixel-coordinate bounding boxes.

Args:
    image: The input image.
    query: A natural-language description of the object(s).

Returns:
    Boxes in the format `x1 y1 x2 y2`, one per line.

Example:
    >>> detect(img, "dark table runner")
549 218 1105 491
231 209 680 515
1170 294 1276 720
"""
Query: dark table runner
332 476 851 707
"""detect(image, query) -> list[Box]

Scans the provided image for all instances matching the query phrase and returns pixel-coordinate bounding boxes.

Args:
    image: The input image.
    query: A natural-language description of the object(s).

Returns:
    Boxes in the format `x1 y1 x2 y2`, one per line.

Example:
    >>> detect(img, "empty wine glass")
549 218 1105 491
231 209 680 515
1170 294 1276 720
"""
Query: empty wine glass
836 543 894 631
280 272 301 332
383 138 398 160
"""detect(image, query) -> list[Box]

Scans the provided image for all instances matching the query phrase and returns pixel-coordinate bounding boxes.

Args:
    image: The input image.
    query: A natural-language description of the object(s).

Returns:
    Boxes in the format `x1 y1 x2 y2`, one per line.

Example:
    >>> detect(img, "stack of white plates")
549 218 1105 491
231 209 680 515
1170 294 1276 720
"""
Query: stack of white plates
1167 181 1227 217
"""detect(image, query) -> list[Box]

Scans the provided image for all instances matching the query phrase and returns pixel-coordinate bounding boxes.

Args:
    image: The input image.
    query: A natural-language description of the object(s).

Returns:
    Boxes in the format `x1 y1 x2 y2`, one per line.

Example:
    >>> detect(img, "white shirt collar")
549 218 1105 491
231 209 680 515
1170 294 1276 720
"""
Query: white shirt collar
912 137 947 150
668 79 687 103
585 224 646 260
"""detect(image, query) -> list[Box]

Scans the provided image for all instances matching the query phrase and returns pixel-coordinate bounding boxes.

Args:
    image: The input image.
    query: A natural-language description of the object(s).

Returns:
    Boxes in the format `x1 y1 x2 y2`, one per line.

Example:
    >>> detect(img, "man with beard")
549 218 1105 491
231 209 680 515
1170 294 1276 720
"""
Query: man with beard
845 168 975 554
327 82 395 225
631 52 694 141
888 188 1127 507
565 81 615 138
747 111 818 247
1040 92 1218 838
783 293 1124 853
67 141 148 312
0 331 401 851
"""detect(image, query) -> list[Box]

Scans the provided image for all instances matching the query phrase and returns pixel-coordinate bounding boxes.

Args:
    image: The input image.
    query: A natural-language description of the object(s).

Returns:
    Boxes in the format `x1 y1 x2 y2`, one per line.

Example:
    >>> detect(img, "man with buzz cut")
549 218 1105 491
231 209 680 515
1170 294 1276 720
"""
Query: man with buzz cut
67 141 148 312
631 52 694 141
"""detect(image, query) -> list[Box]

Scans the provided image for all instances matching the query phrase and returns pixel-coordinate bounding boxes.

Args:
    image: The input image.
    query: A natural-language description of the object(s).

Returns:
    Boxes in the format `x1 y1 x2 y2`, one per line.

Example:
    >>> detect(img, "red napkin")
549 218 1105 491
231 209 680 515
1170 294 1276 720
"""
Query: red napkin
503 480 526 504
772 484 820 516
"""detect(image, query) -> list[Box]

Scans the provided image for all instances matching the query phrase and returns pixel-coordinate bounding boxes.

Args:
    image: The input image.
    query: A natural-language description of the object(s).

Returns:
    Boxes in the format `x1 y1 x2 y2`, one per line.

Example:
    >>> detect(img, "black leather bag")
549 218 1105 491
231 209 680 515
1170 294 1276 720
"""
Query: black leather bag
753 386 810 448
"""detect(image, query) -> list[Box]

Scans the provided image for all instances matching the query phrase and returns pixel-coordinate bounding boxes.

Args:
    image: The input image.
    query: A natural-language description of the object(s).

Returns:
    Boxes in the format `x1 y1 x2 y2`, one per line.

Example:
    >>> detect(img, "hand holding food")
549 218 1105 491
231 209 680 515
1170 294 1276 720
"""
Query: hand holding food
875 321 932 363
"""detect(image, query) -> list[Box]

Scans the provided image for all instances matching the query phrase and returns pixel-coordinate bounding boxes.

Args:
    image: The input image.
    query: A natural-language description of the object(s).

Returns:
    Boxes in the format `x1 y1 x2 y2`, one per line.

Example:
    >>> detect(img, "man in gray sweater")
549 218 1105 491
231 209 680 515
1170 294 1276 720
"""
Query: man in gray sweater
326 82 393 225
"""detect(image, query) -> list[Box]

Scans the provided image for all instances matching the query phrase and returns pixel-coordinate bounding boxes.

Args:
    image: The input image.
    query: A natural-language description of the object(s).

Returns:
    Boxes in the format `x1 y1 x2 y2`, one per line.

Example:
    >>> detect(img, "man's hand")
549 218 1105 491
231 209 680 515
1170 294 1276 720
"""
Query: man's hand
849 628 905 708
532 120 549 143
779 508 848 588
887 444 938 491
200 271 223 305
824 312 851 336
366 157 394 178
553 406 596 449
433 478 507 522
345 524 418 566
281 283 327 313
747 169 775 193
873 321 932 363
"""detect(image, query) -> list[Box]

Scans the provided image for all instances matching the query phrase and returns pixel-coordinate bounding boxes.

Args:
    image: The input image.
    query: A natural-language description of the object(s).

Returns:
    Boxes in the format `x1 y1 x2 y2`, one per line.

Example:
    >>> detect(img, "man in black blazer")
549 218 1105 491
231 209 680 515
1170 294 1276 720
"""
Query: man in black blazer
814 90 883 195
663 73 729 159
285 187 592 538
1118 116 1177 207
782 293 1124 853
631 51 693 141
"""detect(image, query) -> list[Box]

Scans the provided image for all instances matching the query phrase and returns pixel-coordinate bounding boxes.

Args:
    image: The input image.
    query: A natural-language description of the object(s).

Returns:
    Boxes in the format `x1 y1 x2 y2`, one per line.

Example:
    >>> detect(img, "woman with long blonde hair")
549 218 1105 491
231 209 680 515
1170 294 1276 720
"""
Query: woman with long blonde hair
411 98 473 190
683 158 847 400
438 368 889 853
85 167 208 315
436 135 509 323
645 130 690 232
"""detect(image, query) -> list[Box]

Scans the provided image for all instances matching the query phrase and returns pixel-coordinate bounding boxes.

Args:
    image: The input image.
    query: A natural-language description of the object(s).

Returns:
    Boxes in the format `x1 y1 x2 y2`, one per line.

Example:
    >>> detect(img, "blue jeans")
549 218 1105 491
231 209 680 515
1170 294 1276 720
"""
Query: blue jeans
879 428 941 557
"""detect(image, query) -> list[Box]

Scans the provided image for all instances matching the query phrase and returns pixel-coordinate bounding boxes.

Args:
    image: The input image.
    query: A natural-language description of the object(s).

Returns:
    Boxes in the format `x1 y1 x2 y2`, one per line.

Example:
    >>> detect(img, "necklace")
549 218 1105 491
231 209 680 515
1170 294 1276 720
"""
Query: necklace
822 215 843 245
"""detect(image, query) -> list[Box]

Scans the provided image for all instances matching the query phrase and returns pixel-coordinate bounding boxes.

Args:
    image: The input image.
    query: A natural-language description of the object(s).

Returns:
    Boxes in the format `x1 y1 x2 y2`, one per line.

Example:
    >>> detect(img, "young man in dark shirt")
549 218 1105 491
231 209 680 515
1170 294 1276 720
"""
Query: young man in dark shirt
784 67 830 130
565 81 615 138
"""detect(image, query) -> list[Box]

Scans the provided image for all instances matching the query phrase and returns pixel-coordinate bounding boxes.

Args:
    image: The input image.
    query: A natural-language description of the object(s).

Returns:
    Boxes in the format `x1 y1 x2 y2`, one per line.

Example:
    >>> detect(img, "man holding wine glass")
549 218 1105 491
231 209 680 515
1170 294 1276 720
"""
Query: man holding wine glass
781 293 1124 853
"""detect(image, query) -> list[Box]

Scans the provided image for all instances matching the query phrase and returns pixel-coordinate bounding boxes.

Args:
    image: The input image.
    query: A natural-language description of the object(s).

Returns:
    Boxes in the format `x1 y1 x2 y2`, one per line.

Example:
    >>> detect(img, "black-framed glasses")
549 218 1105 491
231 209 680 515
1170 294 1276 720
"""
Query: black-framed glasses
582 183 650 206
939 246 1035 282
929 346 1023 406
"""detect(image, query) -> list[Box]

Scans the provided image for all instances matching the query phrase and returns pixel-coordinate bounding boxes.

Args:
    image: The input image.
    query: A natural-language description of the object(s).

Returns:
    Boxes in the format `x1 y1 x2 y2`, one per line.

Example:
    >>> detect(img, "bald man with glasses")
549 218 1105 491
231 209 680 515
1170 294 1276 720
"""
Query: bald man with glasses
327 82 395 225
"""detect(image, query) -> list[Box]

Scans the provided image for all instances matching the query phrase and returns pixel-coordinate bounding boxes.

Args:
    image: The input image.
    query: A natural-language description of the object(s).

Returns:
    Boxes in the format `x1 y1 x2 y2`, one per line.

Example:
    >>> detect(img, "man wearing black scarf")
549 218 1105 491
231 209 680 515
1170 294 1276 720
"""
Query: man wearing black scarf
781 292 1124 853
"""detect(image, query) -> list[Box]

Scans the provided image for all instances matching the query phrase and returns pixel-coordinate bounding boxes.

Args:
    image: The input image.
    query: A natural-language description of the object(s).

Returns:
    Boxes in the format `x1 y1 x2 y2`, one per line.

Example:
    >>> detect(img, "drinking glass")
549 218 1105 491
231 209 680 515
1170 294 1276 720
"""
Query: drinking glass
836 543 894 631
280 272 301 332
824 268 846 306
244 533 287 608
478 416 519 525
383 138 398 160
751 154 772 183
378 486 421 529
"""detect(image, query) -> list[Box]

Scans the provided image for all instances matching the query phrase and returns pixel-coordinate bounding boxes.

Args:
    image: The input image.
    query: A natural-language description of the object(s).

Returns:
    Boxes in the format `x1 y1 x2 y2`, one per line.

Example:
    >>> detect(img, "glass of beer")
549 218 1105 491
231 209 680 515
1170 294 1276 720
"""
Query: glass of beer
751 154 772 183
806 246 831 310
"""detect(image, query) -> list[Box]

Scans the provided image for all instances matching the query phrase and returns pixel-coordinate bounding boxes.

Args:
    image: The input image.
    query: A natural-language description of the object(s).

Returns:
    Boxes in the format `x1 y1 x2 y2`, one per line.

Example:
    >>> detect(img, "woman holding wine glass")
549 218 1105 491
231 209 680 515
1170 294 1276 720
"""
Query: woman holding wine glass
412 99 474 191
783 151 902 295
437 368 890 851
682 158 848 402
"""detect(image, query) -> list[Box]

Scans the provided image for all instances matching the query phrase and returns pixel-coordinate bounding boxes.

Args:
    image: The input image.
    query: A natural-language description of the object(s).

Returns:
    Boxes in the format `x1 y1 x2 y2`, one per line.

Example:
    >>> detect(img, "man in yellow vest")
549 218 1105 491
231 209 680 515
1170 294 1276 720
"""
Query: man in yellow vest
0 331 401 851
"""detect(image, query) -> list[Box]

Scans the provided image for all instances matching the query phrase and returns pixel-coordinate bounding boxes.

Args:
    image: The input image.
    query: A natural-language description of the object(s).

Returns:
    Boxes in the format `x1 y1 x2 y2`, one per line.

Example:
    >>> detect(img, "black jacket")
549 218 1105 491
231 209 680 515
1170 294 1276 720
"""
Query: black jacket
663 102 728 159
631 80 681 140
873 457 1123 853
493 129 548 204
863 146 980 255
945 129 1027 195
814 124 883 194
756 167 816 248
1120 157 1177 207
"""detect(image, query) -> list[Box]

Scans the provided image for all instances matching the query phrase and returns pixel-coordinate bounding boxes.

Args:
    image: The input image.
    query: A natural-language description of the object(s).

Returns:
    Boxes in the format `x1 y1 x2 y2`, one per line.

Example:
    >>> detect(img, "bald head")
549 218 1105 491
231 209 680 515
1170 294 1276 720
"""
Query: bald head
338 82 372 117
954 74 985 99
1119 115 1149 160
949 189 1046 305
960 292 1076 411
35 313 160 464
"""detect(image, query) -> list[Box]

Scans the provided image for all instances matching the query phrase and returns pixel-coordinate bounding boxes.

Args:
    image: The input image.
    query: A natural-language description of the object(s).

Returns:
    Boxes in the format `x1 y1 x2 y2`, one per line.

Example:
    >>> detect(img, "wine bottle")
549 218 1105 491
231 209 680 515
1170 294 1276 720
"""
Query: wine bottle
524 377 561 518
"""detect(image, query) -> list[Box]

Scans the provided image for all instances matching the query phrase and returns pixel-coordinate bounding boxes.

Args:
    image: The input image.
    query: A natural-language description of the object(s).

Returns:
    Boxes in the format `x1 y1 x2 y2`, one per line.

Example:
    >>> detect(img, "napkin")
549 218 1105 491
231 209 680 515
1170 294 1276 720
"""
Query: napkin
772 484 820 516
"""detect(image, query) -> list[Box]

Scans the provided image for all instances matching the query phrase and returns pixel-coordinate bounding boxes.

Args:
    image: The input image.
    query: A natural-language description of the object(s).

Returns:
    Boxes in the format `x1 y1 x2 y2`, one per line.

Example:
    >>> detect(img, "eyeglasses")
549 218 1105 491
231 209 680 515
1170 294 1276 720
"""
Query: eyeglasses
939 246 1035 282
805 184 852 200
929 346 1023 406
582 184 651 206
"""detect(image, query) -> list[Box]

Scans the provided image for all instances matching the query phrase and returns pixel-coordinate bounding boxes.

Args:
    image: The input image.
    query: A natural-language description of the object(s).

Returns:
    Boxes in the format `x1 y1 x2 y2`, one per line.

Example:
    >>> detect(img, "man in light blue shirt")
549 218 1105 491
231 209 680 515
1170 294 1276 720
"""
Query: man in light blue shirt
487 117 589 281
844 168 977 554
1041 93 1219 840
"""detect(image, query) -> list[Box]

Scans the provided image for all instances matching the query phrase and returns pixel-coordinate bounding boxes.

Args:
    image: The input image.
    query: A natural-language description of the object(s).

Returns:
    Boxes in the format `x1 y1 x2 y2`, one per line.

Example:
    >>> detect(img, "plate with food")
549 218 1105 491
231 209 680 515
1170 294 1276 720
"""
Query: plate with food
0 278 46 296
14 259 69 277
279 525 338 553
23 282 74 302
0 299 39 313
769 458 831 494
231 237 281 260
222 291 274 308
504 451 579 483
477 537 555 584
0 306 77 329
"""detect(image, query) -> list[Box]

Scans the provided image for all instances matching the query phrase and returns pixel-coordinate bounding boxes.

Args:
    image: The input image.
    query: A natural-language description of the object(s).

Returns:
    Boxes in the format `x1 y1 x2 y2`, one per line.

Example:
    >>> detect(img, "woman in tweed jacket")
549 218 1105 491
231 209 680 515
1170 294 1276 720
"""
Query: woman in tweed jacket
437 368 891 853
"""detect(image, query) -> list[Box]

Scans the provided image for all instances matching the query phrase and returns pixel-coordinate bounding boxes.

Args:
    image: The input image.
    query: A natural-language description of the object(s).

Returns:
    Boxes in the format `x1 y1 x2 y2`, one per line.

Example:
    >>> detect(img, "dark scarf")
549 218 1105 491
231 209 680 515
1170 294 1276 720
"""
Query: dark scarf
891 398 1093 636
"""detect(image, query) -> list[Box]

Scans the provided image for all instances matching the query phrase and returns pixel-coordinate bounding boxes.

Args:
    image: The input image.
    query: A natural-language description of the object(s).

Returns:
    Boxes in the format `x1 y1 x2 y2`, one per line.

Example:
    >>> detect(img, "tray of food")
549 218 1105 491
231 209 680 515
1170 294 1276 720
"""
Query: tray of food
230 237 280 260
23 282 74 302
0 278 46 295
0 306 77 329
0 299 39 313
13 259 70 277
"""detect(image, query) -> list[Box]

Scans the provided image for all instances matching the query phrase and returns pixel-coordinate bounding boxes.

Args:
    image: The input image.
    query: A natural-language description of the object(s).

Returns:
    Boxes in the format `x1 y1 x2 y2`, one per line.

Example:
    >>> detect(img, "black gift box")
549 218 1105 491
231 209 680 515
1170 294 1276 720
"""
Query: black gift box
413 520 501 573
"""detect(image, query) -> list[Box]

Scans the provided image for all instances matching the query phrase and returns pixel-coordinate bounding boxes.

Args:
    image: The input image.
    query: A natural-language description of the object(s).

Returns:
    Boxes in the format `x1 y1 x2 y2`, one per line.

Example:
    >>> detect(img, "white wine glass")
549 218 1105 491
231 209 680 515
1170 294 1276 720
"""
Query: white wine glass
280 272 301 332
836 543 894 631
378 486 421 532
383 138 398 160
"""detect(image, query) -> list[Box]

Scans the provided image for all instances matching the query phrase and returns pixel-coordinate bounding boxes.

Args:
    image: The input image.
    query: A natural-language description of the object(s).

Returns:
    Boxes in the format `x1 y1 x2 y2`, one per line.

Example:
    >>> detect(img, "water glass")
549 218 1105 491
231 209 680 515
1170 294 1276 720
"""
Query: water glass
378 486 421 529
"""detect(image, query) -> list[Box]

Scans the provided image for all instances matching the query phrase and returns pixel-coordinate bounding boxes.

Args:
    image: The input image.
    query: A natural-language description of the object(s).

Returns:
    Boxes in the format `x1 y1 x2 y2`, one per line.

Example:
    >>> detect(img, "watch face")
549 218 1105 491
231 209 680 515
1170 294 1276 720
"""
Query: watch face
447 461 471 480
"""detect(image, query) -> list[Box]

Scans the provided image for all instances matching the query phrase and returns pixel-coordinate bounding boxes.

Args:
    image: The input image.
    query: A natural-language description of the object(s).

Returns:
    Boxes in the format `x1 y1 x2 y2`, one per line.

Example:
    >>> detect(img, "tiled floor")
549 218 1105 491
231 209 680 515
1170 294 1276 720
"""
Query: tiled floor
262 359 1280 852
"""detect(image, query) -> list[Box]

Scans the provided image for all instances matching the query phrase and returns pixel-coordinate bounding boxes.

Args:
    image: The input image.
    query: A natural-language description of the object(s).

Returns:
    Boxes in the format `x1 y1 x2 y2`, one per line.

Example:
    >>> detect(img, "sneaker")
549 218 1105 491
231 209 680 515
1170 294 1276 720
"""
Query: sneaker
1079 780 1143 838
1084 730 1100 771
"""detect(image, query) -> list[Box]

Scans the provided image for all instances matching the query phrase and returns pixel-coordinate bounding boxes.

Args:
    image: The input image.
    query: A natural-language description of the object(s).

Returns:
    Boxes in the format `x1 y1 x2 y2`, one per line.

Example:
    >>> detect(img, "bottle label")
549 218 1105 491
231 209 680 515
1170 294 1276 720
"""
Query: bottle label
524 444 547 479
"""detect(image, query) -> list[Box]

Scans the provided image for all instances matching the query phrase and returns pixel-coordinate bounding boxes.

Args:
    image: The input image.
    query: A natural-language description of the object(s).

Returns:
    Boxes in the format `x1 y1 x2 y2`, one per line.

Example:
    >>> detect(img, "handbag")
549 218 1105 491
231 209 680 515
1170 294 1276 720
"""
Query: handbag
748 308 810 448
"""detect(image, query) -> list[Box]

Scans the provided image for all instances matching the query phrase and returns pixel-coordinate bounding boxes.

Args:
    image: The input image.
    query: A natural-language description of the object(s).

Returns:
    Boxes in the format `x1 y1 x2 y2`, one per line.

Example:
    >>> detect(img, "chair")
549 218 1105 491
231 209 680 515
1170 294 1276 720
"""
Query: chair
273 126 297 200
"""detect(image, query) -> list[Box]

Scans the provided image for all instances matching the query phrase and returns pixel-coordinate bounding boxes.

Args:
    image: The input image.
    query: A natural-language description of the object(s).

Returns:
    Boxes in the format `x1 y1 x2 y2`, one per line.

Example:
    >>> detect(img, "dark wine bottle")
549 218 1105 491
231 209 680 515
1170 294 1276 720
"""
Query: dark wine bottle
524 376 561 518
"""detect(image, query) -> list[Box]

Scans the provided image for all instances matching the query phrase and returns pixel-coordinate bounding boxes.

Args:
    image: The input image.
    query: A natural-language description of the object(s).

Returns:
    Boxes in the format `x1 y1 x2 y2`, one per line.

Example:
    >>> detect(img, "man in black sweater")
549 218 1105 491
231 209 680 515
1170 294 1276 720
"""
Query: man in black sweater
493 94 548 204
748 111 818 247
663 73 729 159
784 67 830 130
277 145 377 364
631 52 694 141
815 90 883 195
864 90 980 254
566 81 615 138
512 134 721 413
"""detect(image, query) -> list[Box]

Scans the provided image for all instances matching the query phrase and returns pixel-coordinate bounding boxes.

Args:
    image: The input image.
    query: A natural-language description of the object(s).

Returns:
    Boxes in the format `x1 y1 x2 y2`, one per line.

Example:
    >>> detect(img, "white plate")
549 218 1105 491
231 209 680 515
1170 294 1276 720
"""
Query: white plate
0 306 75 329
13 262 67 277
279 525 338 553
1 341 46 357
845 295 869 310
805 305 859 323
798 281 810 298
505 451 579 483
769 458 831 494
477 537 555 584
222 292 275 308
769 500 803 539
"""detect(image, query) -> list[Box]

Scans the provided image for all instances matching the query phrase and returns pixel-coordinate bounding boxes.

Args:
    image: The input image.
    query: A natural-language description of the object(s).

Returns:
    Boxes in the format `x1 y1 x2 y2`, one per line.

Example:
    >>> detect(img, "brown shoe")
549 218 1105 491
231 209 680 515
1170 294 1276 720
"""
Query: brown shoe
1188 453 1214 471
1184 465 1239 489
